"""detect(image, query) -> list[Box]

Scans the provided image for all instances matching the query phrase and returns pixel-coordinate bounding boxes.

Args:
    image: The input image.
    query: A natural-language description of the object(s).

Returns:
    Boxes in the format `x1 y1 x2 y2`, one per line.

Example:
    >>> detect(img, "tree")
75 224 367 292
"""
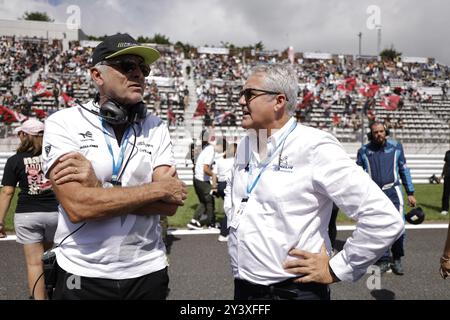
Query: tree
137 36 153 43
87 35 107 41
380 46 402 62
21 11 54 22
174 41 194 56
254 41 264 51
152 33 171 45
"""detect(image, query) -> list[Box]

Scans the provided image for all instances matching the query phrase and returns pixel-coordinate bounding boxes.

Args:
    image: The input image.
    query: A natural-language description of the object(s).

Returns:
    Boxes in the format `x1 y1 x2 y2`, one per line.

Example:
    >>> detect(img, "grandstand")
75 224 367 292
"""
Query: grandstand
0 22 449 185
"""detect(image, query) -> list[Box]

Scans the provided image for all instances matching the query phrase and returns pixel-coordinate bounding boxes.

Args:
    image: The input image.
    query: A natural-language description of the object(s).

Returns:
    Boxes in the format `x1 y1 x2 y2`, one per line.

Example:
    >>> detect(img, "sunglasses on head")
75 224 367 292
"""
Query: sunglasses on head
100 58 150 77
239 88 288 104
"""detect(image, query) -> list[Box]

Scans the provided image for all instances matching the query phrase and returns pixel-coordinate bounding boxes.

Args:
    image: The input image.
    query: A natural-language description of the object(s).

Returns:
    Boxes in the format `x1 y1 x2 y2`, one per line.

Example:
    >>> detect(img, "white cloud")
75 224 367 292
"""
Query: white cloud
0 0 449 64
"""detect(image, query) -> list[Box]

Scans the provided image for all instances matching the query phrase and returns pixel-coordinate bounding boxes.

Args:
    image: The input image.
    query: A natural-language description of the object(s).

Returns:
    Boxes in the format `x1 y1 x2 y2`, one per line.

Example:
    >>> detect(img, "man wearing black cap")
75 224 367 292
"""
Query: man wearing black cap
42 33 187 300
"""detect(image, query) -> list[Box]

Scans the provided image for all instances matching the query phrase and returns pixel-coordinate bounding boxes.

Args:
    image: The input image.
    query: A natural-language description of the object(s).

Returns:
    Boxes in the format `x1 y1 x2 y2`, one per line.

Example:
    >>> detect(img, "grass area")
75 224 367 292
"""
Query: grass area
2 184 448 232
168 186 226 228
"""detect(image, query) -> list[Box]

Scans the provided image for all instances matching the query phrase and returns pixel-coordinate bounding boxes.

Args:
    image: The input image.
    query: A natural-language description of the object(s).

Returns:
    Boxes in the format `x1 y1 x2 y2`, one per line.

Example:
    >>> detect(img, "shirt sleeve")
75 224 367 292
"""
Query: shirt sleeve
42 113 80 178
356 147 364 168
203 146 215 166
223 159 235 220
311 134 404 282
1 156 18 187
152 122 175 168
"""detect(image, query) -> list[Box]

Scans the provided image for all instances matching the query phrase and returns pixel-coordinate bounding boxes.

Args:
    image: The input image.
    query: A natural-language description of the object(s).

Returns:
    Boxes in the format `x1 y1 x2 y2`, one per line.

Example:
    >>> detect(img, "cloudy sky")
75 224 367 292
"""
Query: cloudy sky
1 0 449 64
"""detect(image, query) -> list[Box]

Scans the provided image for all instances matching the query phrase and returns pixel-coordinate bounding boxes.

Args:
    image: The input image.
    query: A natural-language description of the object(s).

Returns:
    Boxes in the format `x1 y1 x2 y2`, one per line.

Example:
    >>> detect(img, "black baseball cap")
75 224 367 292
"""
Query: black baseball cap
91 33 160 66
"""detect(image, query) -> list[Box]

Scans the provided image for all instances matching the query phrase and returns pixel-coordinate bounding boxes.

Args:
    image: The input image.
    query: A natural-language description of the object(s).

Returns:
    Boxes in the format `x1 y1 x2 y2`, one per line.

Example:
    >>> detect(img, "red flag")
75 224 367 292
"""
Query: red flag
381 95 401 110
337 77 357 92
299 91 314 109
62 92 78 107
194 100 208 118
0 105 19 123
32 81 53 97
32 108 48 119
359 84 380 98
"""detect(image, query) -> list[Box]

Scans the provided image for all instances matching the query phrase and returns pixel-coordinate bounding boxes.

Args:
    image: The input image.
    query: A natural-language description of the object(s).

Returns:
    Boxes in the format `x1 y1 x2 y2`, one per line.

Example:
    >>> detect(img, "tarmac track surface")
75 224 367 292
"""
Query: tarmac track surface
1 229 449 300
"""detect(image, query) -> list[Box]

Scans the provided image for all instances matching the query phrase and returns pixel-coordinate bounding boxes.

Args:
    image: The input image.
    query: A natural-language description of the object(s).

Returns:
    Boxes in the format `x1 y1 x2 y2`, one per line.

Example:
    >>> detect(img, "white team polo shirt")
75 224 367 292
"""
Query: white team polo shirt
225 117 404 285
42 101 174 279
194 144 215 182
213 157 234 183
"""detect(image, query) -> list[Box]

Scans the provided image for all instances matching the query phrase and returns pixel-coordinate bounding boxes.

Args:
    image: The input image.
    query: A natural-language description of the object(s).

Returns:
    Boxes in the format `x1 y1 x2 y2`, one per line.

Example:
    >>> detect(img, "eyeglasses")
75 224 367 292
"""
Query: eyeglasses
239 88 288 104
99 58 150 77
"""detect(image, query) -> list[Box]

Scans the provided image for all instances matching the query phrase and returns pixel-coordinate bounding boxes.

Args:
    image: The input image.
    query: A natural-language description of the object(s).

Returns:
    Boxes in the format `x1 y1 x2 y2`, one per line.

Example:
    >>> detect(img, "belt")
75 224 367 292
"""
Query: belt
235 278 327 300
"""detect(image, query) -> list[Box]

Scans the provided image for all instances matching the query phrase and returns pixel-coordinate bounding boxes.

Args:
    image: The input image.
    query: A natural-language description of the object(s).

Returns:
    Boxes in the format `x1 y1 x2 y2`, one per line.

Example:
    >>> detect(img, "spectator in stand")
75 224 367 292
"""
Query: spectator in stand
0 119 58 300
442 80 448 101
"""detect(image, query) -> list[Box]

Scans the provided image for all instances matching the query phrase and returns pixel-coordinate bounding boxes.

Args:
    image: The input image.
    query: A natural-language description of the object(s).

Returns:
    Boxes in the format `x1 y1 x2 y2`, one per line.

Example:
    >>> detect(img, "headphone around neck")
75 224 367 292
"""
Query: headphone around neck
94 93 147 125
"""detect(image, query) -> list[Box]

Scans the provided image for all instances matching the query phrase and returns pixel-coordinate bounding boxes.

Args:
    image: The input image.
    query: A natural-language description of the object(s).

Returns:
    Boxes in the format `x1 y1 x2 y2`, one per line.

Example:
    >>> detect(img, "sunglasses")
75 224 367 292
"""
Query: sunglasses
100 58 150 77
239 88 288 104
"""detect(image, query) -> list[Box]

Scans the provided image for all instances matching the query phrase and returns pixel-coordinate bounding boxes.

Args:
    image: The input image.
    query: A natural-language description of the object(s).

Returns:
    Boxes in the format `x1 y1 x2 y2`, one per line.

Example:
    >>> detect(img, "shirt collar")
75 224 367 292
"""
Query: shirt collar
248 117 296 164
267 117 296 148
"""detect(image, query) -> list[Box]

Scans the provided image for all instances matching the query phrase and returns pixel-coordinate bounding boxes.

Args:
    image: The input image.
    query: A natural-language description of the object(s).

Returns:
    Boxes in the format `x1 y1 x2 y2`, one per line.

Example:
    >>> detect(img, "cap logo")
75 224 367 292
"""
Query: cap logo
117 42 136 48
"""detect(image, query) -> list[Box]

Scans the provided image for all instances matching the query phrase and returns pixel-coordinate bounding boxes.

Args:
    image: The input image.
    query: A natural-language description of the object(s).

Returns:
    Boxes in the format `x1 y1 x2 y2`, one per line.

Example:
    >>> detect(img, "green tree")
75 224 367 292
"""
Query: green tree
21 11 54 22
254 41 264 51
151 33 171 45
87 34 107 41
174 41 194 56
380 46 402 61
137 36 153 43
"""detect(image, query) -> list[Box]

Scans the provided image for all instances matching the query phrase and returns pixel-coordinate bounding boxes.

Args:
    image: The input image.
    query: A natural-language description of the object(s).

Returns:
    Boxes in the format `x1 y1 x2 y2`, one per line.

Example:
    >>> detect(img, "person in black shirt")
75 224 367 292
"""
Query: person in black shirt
440 150 450 215
0 119 58 300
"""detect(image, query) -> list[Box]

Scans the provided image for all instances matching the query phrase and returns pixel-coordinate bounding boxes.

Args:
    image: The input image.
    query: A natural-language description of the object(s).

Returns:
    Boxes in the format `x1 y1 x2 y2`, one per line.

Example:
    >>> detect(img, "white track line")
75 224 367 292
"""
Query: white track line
0 224 447 241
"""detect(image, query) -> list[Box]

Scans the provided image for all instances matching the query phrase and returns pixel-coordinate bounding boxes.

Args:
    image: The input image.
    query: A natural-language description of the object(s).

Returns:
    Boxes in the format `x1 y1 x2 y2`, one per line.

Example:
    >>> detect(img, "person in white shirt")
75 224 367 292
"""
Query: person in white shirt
224 63 404 300
187 133 216 230
212 142 237 242
42 33 187 300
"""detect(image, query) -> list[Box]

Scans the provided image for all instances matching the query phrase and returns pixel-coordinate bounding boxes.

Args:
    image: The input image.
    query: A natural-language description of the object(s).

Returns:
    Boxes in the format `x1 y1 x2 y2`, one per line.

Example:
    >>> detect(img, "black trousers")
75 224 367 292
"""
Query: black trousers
52 263 169 300
234 278 330 300
193 178 215 226
217 181 229 236
442 176 450 212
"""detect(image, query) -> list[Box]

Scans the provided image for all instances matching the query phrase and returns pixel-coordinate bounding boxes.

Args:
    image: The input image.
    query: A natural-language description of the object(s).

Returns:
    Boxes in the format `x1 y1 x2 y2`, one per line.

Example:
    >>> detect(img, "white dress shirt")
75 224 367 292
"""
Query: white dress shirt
224 117 404 285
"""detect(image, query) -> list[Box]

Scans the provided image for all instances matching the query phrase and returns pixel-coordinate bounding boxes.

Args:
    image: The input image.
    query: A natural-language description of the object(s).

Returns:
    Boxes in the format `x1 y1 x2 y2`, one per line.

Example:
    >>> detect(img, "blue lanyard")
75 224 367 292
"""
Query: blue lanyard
102 121 131 183
246 121 297 195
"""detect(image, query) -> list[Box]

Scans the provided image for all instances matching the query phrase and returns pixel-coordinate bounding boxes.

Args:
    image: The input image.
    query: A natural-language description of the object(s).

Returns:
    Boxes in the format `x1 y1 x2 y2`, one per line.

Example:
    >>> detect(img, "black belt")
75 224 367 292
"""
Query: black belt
235 278 328 300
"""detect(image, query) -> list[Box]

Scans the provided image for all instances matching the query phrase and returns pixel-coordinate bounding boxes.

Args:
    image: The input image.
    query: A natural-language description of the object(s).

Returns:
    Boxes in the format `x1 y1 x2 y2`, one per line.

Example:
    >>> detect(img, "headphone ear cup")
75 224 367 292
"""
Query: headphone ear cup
128 102 147 123
385 127 390 136
367 131 373 141
134 102 147 120
100 101 128 125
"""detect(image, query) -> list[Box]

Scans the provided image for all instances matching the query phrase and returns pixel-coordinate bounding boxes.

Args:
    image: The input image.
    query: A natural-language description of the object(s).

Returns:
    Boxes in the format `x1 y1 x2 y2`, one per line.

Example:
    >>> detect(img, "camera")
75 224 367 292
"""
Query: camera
42 250 57 296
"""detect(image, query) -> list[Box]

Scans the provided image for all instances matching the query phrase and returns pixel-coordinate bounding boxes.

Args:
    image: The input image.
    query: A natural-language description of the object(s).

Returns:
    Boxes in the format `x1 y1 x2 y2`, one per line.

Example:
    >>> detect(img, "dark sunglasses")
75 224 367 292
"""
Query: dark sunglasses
239 88 288 104
100 58 150 77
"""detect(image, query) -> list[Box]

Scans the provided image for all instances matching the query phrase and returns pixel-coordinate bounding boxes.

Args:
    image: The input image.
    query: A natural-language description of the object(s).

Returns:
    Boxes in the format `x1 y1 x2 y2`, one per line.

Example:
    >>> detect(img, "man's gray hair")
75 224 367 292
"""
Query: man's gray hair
91 64 108 92
250 63 298 116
